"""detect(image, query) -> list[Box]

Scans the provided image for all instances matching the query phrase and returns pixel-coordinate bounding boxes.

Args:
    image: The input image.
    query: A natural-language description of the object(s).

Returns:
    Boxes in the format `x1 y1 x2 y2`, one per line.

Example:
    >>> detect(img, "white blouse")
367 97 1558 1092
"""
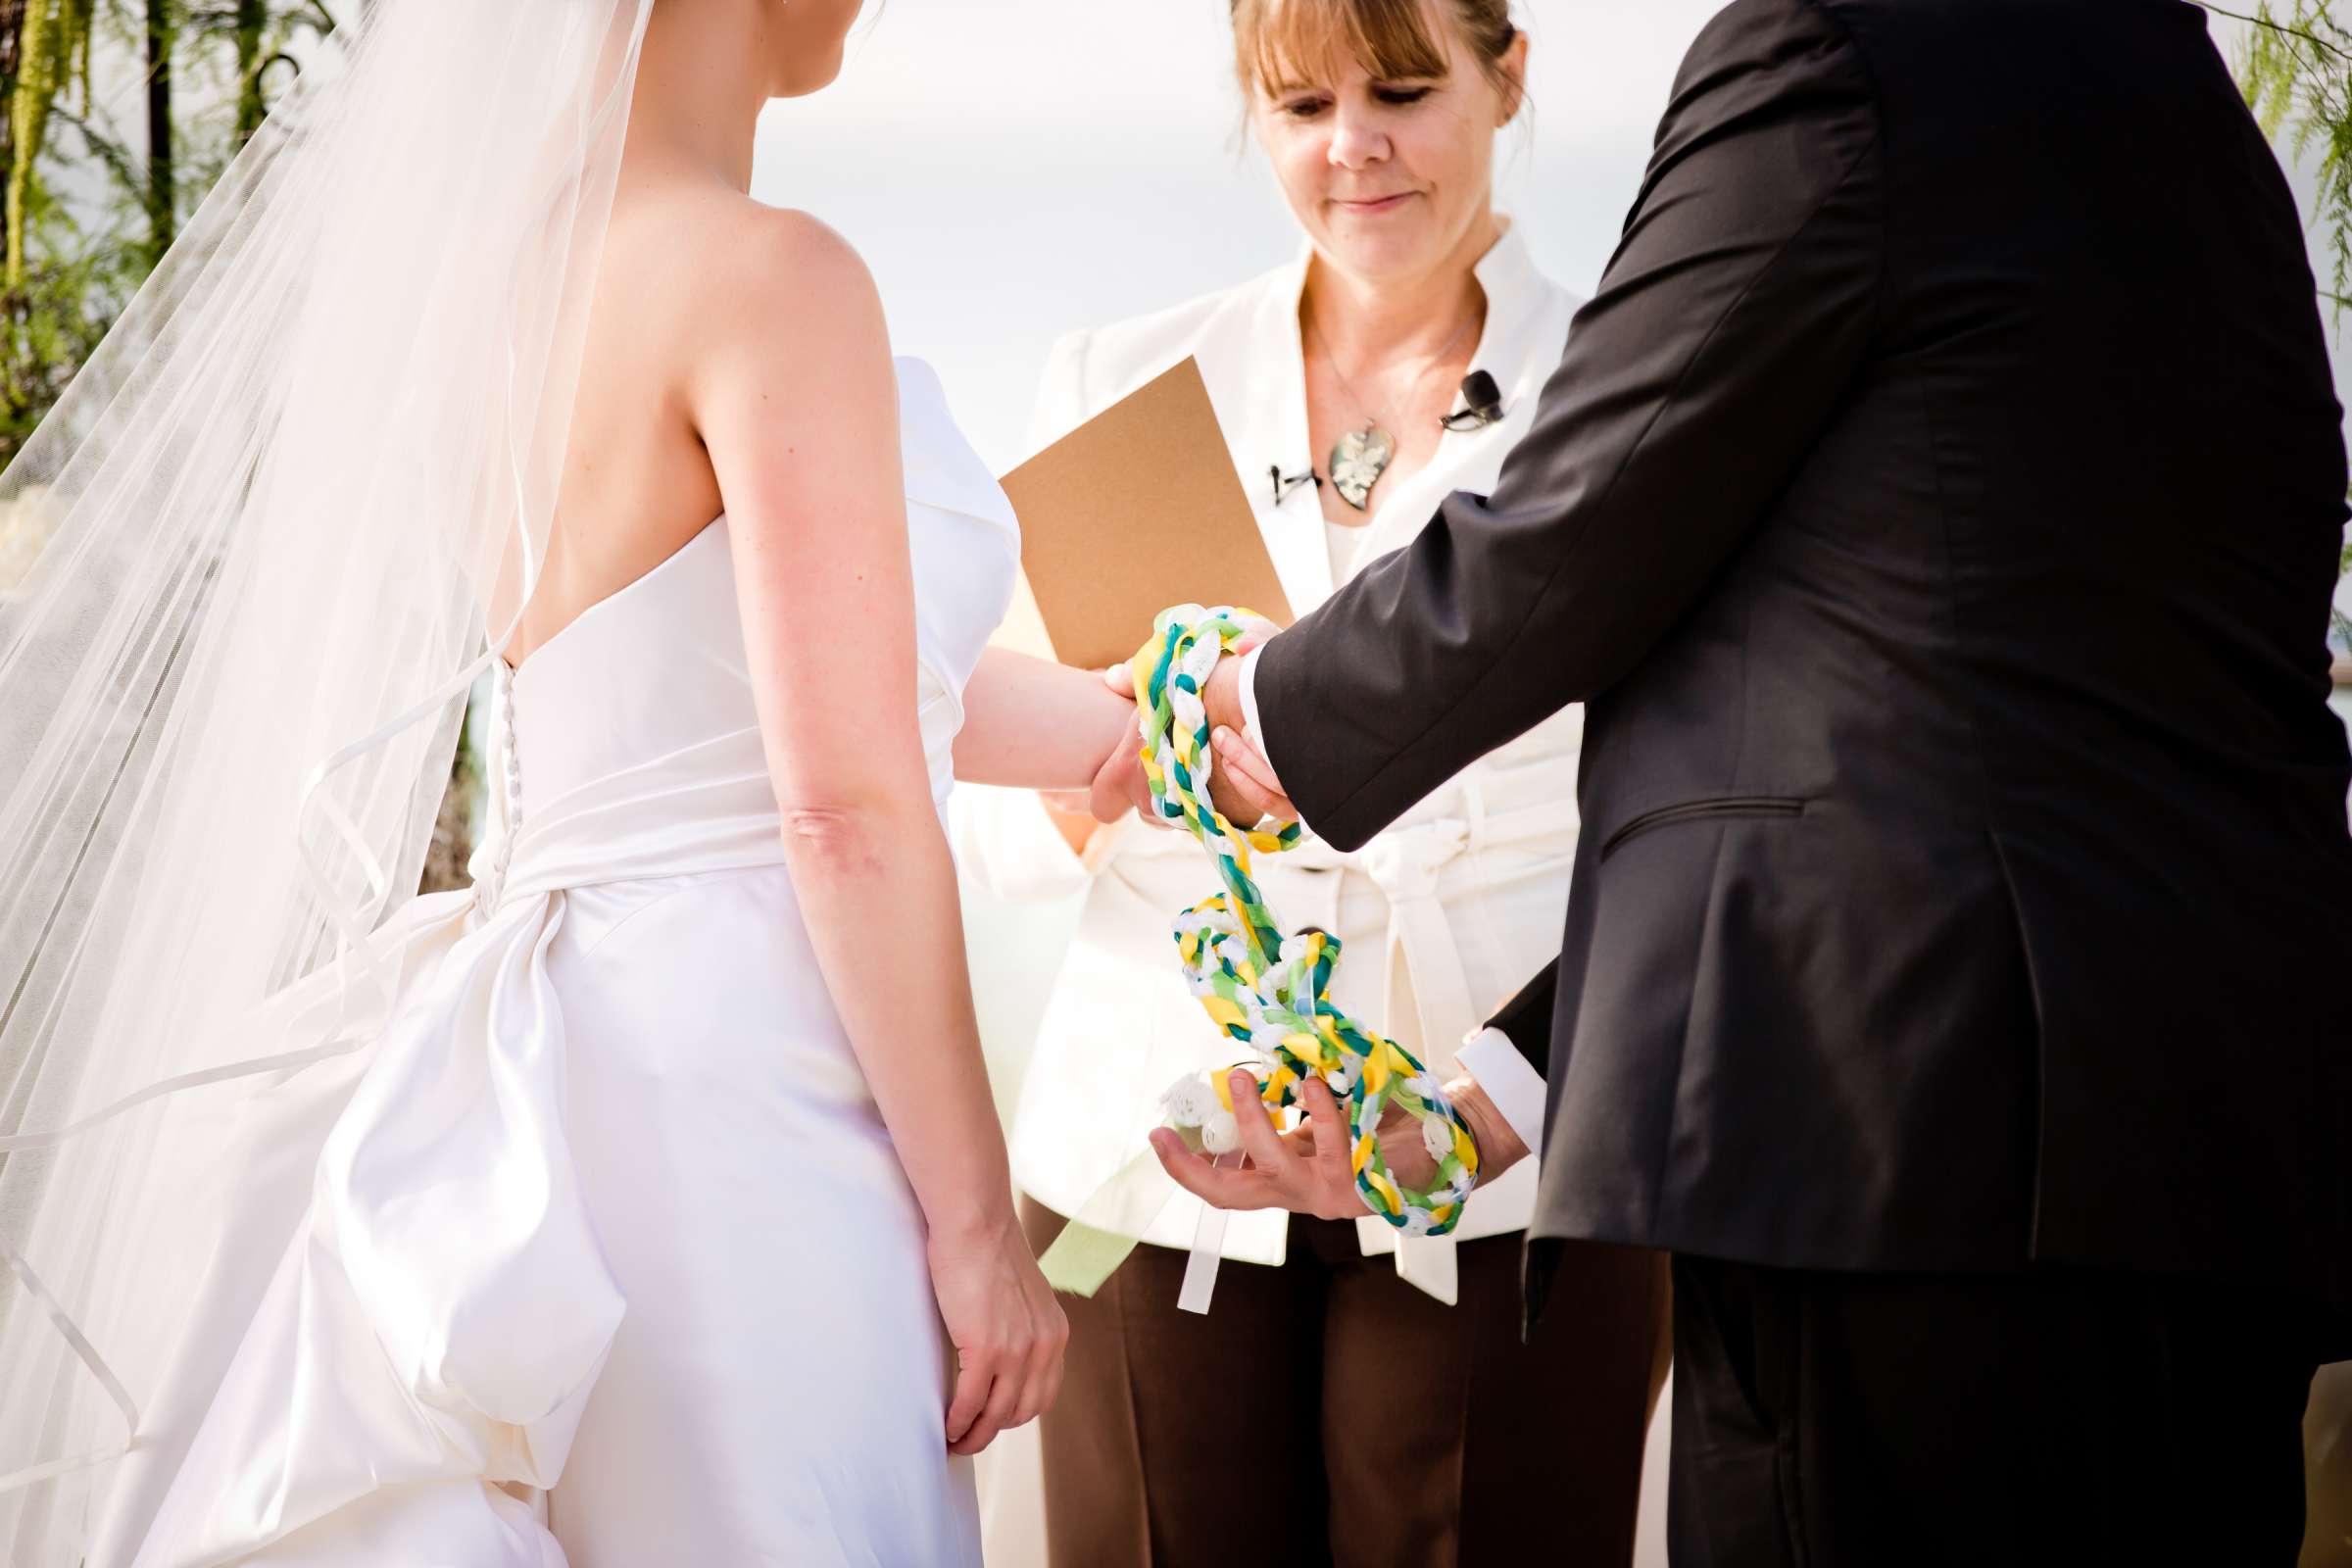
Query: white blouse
1325 518 1373 581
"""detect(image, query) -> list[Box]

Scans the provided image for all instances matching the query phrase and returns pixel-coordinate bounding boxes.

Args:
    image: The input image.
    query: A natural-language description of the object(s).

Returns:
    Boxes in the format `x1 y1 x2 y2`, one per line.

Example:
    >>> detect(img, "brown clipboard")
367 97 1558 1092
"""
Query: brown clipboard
995 357 1292 671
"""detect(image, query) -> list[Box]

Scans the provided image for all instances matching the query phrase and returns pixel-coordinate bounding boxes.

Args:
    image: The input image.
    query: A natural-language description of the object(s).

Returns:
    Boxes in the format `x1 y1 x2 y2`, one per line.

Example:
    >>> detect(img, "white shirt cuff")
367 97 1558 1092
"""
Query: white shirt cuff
1236 645 1266 754
1455 1026 1547 1155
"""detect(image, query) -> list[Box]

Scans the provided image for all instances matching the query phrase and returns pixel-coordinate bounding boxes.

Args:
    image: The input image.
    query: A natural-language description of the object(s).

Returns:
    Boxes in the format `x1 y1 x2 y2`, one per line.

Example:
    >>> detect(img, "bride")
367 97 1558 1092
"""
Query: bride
0 0 1137 1561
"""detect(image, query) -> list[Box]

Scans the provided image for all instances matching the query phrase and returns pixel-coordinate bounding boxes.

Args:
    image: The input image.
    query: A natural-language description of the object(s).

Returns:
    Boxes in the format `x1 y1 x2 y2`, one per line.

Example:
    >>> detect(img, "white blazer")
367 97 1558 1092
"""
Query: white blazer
956 221 1584 1284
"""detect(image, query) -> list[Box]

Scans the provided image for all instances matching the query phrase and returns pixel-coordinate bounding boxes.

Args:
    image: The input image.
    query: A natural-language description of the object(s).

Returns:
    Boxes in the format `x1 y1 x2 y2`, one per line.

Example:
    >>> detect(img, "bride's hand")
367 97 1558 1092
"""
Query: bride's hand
927 1216 1067 1456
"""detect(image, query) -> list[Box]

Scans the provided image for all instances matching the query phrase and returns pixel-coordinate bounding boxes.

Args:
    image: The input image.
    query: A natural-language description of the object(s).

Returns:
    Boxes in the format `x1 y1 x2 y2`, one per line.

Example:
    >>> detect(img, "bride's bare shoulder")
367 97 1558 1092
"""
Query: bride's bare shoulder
647 192 886 363
717 198 867 283
626 190 896 476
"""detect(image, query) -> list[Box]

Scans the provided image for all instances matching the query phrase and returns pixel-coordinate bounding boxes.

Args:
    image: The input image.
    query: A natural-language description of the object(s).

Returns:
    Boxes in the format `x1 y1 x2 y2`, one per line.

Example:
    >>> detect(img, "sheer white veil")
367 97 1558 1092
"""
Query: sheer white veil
0 0 654 1550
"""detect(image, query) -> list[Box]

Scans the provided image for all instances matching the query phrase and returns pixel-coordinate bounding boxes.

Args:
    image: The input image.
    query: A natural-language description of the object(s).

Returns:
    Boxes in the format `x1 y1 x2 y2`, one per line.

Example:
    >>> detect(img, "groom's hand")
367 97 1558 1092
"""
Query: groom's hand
1206 720 1292 830
1202 618 1296 828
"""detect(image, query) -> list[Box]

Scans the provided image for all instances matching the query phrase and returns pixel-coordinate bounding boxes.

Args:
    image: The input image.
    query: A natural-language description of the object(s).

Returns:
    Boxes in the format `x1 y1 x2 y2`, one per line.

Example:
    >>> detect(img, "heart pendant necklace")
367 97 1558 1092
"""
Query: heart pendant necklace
1310 307 1482 513
1329 424 1396 511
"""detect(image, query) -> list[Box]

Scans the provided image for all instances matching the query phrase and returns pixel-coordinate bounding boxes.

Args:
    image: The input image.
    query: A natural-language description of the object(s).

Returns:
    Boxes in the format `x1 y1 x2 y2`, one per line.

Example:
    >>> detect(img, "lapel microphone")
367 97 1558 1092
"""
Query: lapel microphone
1270 465 1321 507
1440 369 1505 431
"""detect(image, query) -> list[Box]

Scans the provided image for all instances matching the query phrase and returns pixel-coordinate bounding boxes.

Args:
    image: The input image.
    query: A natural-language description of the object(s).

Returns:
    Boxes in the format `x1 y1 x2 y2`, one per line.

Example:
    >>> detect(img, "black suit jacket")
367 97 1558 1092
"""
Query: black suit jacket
1256 0 2352 1310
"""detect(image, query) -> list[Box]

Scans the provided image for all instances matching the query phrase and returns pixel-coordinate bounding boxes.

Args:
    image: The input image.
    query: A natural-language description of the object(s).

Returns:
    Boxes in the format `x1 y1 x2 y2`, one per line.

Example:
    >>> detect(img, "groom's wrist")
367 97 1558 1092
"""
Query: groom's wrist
1231 646 1265 752
1204 651 1249 741
1446 1072 1531 1183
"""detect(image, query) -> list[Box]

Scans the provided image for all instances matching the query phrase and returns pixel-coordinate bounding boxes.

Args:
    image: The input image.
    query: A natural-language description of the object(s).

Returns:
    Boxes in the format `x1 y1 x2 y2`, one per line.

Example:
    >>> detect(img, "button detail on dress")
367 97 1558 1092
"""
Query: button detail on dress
475 661 521 911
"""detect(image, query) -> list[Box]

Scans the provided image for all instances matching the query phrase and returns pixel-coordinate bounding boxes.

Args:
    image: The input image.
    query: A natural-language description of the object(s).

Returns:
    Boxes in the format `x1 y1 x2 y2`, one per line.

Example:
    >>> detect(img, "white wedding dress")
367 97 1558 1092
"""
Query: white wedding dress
84 358 1016 1567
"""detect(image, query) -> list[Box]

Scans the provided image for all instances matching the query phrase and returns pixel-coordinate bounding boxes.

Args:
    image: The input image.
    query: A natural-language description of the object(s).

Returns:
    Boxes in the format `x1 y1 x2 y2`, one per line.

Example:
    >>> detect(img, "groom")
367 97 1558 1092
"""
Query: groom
1110 0 2352 1559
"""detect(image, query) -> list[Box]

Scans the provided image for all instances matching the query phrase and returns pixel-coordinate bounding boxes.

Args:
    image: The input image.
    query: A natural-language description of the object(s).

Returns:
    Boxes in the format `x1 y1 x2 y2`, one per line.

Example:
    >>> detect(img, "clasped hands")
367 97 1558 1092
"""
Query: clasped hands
1082 614 1295 831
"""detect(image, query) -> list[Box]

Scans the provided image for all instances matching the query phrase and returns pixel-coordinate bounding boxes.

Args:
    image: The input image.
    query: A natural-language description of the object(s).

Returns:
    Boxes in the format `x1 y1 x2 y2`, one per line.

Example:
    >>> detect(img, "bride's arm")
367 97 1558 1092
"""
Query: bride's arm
953 647 1132 789
688 209 1063 1457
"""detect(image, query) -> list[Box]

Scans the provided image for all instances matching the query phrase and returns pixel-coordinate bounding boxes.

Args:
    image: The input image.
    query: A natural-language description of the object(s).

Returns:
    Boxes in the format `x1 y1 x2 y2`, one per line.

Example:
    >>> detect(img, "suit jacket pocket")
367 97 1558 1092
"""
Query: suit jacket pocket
1599 796 1808 859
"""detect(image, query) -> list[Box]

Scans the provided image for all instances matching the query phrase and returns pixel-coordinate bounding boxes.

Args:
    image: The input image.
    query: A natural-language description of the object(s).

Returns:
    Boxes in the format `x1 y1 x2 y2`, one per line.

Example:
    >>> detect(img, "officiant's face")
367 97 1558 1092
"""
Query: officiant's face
1247 3 1525 286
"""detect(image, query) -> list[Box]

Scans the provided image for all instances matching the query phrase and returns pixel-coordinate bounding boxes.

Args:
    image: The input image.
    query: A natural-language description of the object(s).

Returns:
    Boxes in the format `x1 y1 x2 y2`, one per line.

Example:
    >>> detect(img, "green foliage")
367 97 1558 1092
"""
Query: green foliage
2201 5 2352 654
2338 536 2351 648
0 149 147 456
2215 2 2352 311
0 0 331 464
8 0 98 287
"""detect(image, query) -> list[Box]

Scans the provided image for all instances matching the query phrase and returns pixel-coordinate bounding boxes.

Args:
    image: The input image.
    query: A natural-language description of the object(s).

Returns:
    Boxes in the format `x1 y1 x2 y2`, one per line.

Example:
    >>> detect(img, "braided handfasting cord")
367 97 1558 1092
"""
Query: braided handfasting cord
1134 604 1480 1238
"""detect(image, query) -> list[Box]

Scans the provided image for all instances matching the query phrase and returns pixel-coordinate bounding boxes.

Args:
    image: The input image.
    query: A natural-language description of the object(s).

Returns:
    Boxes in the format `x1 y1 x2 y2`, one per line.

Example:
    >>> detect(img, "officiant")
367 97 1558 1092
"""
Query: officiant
953 1 1664 1561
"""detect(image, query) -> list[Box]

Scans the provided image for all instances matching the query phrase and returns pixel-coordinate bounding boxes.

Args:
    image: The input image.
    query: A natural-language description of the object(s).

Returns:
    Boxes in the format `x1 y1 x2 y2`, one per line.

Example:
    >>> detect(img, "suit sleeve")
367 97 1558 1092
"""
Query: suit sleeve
1454 958 1559 1152
1484 956 1559 1073
1254 0 1885 850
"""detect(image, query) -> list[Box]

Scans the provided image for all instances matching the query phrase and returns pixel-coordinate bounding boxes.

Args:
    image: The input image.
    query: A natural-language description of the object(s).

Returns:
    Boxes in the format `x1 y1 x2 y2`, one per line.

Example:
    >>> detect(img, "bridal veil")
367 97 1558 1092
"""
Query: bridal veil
0 1 655 1556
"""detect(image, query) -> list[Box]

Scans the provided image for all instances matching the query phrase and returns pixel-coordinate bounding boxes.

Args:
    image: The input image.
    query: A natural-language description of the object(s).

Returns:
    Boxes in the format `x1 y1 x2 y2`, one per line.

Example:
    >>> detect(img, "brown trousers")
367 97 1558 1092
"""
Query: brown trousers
1022 1199 1669 1568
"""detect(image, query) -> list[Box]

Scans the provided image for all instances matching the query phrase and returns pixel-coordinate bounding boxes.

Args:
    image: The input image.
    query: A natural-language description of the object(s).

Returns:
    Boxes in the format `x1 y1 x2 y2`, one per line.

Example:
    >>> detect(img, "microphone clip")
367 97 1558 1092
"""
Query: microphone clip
1440 368 1505 431
1269 465 1321 507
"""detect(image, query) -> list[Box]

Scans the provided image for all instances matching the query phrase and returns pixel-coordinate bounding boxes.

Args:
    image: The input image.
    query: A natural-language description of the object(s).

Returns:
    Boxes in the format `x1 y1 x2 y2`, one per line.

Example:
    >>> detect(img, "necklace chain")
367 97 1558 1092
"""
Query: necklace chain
1308 305 1483 435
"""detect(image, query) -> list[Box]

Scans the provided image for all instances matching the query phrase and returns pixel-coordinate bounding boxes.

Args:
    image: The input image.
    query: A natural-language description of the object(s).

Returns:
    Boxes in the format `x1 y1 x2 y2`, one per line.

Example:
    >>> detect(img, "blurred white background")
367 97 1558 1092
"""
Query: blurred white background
760 0 1770 466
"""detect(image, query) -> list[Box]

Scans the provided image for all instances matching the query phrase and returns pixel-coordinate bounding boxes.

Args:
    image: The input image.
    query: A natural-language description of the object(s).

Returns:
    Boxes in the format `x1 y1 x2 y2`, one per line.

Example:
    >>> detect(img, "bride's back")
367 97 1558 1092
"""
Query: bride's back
504 0 876 671
509 179 746 669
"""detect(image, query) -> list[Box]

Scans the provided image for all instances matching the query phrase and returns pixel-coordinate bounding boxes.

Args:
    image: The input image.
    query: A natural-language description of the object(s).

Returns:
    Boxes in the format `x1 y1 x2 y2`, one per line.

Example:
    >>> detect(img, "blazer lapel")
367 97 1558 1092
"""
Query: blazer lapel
1235 244 1334 619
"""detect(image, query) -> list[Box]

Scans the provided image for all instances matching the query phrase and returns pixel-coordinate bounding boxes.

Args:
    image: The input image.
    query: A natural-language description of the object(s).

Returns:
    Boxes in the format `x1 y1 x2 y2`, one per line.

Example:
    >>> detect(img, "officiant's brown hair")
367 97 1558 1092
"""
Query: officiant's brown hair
1230 0 1522 111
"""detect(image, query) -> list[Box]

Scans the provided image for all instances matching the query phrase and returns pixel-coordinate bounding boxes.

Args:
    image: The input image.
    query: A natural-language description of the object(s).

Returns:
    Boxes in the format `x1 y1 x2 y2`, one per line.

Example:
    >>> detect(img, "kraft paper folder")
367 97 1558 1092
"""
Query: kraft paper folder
996 358 1292 671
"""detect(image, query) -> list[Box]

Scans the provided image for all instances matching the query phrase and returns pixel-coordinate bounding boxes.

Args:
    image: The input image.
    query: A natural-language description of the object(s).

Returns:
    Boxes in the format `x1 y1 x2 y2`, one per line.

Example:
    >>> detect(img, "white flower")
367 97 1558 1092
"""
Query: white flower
1421 1114 1456 1166
1176 642 1222 692
1159 1073 1217 1128
1200 1107 1241 1154
1398 1210 1435 1238
1169 686 1207 740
